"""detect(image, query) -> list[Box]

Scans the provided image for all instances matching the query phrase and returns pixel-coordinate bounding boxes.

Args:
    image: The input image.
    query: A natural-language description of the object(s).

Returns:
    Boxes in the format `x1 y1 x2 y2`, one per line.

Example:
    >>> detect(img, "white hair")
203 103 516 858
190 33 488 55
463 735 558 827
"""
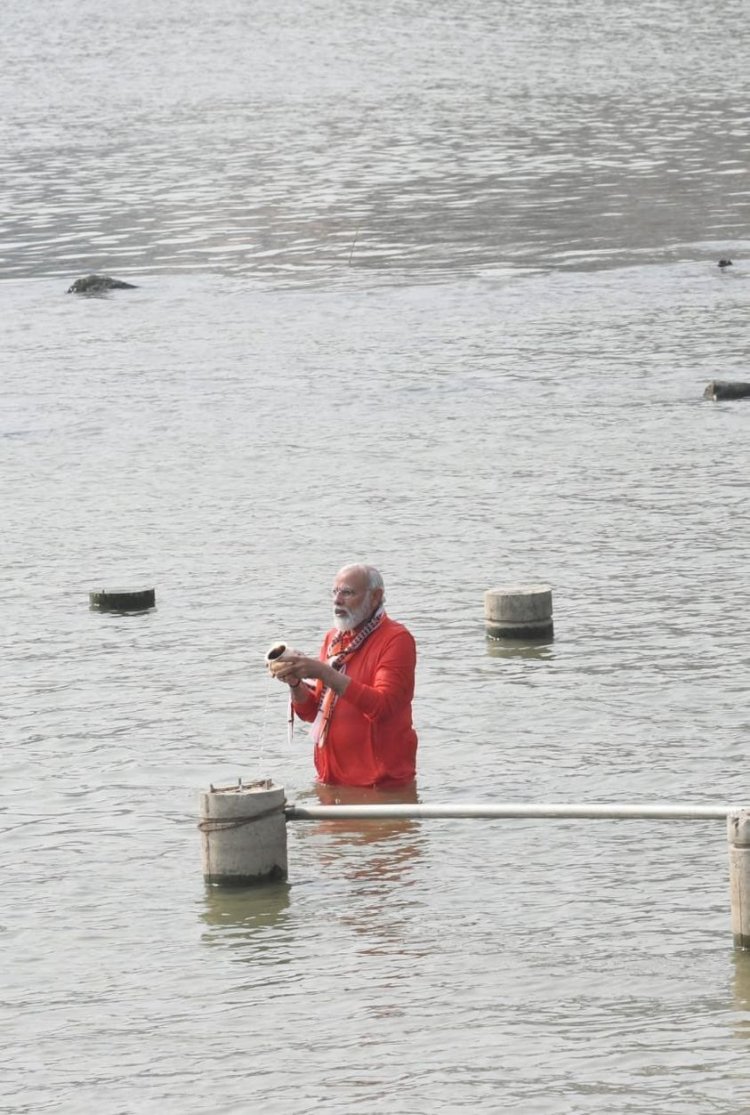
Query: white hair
338 563 385 598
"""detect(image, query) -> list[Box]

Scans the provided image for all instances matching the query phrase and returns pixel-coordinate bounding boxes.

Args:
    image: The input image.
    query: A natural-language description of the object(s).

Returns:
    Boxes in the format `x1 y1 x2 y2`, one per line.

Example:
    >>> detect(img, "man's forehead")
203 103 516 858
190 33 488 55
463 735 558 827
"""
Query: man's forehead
333 566 367 589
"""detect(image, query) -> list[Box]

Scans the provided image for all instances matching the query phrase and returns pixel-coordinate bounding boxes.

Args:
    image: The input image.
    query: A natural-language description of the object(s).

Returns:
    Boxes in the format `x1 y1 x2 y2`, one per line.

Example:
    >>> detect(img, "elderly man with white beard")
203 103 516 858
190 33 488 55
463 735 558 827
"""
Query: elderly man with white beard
269 563 418 787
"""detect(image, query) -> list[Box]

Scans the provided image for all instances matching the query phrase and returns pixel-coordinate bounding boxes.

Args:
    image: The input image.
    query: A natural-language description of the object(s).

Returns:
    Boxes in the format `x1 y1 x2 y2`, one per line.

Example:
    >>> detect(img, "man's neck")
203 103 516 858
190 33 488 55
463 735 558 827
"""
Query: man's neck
358 604 384 631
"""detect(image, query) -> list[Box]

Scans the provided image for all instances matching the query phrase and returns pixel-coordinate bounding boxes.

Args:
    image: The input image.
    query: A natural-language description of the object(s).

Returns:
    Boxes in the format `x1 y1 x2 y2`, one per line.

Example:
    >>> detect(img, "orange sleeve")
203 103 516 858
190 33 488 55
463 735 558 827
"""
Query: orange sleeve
290 638 328 722
291 683 319 722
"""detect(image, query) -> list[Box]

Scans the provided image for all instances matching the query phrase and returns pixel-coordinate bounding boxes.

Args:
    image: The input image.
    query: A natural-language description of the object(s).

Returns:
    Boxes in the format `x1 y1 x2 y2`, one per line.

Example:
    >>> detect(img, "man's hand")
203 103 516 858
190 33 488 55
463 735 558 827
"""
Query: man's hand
268 653 318 685
269 653 350 697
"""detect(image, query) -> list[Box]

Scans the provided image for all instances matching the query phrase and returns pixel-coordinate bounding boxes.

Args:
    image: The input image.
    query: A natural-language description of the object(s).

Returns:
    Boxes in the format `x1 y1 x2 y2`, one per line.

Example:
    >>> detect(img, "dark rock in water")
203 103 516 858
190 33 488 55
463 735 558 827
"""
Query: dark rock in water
718 259 733 268
704 380 750 400
67 274 138 294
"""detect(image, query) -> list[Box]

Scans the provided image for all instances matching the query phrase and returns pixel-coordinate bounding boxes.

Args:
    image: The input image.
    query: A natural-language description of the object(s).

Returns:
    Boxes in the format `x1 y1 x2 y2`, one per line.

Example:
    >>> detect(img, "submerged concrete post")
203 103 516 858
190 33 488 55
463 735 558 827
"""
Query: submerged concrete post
484 584 553 640
729 810 750 948
704 381 750 401
200 779 287 886
89 588 155 611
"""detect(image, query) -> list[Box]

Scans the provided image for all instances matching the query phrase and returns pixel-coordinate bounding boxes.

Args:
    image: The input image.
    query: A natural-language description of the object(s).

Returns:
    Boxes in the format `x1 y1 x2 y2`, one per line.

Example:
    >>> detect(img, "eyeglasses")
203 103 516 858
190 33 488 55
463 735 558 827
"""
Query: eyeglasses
331 587 358 599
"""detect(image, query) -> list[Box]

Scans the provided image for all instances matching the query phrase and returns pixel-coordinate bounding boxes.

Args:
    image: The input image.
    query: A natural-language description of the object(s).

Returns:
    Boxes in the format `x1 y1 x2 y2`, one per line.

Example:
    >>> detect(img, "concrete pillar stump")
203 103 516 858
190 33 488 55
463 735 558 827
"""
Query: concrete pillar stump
484 584 553 640
90 588 155 612
200 779 287 886
704 381 750 401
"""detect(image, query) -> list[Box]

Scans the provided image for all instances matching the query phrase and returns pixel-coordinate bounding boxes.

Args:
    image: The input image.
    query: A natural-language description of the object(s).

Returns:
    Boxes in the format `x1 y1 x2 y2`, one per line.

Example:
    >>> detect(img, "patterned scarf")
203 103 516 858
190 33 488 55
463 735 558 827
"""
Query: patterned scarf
310 605 385 748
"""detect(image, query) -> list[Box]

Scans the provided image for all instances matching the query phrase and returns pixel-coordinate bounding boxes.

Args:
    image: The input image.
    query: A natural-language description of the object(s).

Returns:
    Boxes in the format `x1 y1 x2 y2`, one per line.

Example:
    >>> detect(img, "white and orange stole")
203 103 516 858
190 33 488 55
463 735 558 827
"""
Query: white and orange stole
309 606 385 749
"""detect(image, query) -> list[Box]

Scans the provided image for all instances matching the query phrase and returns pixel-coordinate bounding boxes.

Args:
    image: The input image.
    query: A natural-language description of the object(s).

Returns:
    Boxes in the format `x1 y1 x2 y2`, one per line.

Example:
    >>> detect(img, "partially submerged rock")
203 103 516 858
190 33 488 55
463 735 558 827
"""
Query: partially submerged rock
704 380 750 401
67 274 137 294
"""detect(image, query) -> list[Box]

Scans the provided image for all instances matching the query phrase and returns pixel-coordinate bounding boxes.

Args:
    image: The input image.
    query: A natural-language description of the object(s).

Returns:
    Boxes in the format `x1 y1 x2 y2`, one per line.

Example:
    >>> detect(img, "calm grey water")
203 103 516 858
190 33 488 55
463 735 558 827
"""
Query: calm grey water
3 0 750 1111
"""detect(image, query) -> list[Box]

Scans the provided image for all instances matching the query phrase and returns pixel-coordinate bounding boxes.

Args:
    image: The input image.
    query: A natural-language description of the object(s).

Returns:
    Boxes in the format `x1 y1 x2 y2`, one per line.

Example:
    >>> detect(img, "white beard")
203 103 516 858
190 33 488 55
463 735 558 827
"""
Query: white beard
333 594 373 632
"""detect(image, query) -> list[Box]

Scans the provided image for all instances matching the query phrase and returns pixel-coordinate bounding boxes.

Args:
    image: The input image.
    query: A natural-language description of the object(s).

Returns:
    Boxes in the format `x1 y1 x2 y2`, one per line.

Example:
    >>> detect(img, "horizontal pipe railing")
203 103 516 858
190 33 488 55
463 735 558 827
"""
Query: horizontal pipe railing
201 787 750 945
285 802 739 822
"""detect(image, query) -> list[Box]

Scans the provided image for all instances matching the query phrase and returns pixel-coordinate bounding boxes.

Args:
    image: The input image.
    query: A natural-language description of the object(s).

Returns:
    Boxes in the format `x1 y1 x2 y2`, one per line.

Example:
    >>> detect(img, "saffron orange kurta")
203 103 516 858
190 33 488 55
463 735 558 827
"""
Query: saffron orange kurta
293 614 418 787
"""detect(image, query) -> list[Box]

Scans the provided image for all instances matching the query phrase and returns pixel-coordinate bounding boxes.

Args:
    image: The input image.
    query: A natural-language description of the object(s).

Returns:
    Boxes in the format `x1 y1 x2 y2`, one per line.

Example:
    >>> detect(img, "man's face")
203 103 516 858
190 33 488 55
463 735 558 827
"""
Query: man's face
331 568 374 632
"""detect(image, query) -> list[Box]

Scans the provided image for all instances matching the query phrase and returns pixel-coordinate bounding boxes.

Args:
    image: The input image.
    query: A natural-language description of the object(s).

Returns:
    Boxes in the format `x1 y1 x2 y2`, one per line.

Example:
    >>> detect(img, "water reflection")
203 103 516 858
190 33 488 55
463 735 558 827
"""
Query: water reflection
731 949 750 1040
298 781 425 883
199 882 291 947
485 636 555 661
300 783 430 956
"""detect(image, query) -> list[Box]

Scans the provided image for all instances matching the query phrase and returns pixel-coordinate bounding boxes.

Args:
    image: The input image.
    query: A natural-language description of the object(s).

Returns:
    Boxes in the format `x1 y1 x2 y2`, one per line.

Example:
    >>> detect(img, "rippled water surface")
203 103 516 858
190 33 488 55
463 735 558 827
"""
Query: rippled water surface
3 0 750 1112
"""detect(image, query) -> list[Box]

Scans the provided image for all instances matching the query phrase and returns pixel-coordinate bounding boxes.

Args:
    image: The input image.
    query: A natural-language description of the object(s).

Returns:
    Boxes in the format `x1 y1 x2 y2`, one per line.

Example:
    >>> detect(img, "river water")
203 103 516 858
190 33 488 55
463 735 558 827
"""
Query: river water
3 0 750 1111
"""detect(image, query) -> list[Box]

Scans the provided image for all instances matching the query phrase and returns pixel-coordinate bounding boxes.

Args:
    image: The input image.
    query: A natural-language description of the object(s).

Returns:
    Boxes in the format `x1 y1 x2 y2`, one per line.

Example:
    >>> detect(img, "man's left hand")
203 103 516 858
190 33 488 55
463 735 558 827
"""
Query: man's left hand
269 654 321 683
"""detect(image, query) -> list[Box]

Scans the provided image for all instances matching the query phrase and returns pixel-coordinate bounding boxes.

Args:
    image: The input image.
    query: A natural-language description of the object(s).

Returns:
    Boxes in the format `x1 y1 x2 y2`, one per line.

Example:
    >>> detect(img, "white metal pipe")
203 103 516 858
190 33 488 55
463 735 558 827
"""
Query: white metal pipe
285 802 739 822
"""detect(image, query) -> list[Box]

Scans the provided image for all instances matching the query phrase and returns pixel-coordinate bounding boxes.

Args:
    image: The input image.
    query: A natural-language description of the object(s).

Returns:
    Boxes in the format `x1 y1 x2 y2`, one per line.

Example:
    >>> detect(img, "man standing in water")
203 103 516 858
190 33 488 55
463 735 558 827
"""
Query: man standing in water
269 563 418 787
